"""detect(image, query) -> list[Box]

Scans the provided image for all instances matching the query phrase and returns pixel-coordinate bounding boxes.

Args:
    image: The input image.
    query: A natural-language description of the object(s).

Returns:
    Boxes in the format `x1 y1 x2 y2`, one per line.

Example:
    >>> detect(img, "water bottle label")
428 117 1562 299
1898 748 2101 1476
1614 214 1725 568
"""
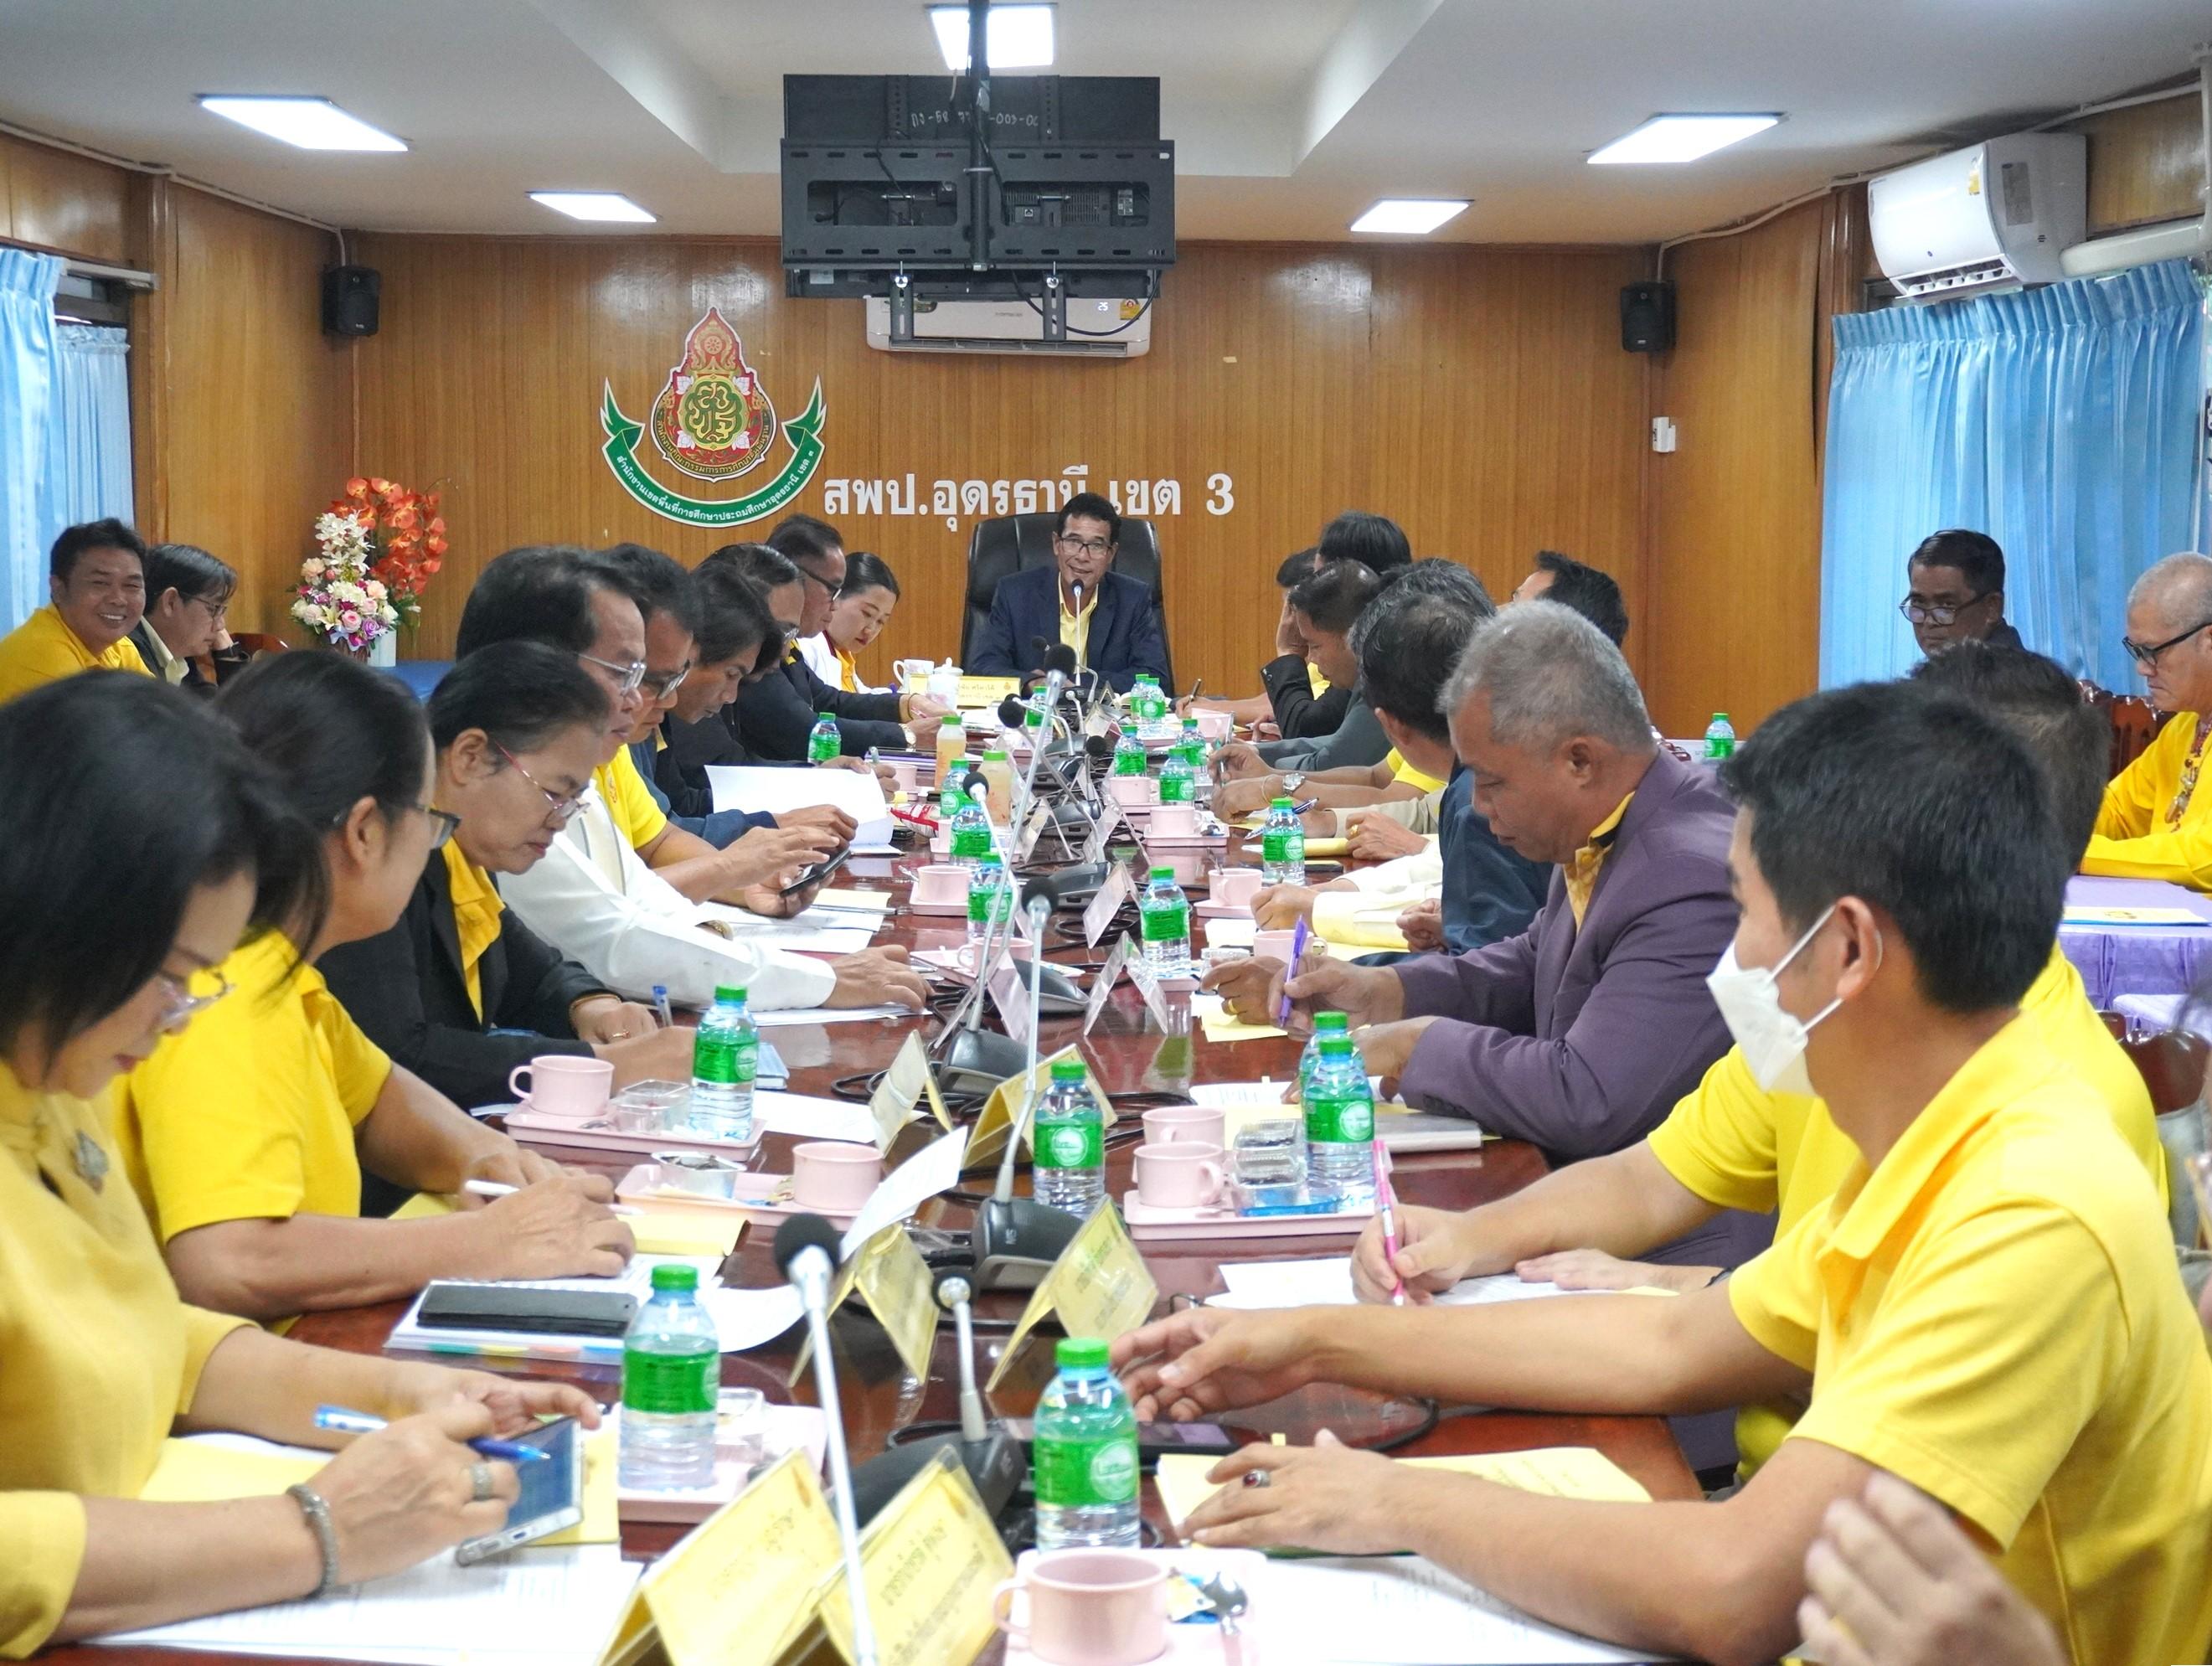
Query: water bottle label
1140 901 1189 942
968 886 1011 923
1261 828 1305 864
1305 1091 1374 1143
951 828 993 860
623 1348 718 1415
1034 1118 1104 1169
1159 774 1192 804
694 1034 737 1086
1034 1430 1139 1506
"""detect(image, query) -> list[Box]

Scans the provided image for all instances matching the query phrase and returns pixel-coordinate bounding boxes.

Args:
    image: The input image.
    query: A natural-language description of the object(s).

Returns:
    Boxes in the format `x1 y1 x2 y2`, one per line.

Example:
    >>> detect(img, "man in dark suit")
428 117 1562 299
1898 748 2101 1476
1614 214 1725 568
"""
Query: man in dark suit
968 492 1169 693
127 541 250 695
1903 529 2024 656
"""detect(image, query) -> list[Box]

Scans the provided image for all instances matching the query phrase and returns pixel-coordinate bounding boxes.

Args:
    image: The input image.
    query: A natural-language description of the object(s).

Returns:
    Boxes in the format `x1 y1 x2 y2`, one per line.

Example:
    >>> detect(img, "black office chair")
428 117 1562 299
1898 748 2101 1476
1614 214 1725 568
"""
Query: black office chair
960 513 1173 689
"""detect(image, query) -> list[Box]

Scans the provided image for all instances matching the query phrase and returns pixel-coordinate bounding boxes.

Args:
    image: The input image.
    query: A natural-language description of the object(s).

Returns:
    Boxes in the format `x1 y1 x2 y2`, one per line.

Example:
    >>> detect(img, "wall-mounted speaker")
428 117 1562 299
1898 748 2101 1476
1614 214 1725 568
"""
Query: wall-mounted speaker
322 265 380 337
1620 280 1674 353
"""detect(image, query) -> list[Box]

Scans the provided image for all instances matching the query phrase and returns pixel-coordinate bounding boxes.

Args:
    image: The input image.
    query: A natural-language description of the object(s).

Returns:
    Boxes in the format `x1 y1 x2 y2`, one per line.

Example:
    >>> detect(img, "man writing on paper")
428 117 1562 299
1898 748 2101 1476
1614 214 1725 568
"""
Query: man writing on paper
2082 550 2212 890
1244 568 1548 957
969 493 1170 693
1119 680 2212 1666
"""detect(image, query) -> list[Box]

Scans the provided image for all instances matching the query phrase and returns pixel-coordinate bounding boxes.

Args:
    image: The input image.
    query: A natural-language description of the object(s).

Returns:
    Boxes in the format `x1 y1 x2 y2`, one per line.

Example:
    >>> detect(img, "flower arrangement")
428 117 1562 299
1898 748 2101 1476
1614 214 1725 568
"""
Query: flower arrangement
292 510 400 653
329 475 447 635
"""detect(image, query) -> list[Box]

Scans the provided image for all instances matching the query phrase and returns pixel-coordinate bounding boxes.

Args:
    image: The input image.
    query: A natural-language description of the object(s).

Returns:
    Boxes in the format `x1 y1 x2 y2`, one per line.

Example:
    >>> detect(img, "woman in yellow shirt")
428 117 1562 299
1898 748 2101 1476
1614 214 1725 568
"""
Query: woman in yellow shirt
0 673 596 1657
117 652 633 1325
797 549 900 693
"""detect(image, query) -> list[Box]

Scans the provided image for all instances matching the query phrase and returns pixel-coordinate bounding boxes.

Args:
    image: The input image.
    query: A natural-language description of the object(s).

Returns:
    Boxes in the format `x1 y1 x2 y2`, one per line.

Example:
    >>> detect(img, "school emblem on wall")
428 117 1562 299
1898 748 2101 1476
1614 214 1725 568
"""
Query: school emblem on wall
599 308 826 527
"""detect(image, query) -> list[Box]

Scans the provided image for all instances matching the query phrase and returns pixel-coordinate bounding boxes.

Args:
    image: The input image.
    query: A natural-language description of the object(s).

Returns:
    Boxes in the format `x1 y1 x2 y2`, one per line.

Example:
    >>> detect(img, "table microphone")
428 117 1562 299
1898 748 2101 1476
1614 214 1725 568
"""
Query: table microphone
775 1214 881 1666
972 895 1087 1291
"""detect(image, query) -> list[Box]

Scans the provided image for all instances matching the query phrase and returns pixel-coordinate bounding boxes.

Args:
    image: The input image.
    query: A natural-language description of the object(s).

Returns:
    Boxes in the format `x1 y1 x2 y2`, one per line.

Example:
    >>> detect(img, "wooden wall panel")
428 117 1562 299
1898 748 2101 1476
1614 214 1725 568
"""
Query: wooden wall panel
1645 200 1828 740
0 132 130 263
349 235 1652 694
146 186 354 633
2075 95 2206 235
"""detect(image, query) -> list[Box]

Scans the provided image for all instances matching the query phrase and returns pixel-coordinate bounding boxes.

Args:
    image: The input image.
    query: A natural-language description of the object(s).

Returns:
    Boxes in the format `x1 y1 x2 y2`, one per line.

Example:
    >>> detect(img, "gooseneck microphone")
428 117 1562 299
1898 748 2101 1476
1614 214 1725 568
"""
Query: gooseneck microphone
776 1214 880 1666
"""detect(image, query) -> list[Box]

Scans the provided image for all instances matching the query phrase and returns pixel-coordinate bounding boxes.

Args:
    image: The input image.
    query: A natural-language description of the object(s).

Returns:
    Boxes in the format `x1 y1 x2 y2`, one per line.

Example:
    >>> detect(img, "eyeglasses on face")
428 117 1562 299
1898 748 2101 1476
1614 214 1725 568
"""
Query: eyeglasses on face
1898 594 1991 627
577 650 647 699
153 967 234 1032
415 803 463 849
642 662 692 701
494 745 586 823
2122 621 2212 668
1054 535 1114 558
192 593 231 621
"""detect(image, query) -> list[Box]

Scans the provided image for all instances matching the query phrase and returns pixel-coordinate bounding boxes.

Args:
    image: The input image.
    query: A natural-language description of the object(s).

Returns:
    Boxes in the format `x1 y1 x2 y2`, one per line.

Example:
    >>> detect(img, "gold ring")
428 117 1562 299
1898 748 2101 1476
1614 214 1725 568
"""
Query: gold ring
606 1030 630 1041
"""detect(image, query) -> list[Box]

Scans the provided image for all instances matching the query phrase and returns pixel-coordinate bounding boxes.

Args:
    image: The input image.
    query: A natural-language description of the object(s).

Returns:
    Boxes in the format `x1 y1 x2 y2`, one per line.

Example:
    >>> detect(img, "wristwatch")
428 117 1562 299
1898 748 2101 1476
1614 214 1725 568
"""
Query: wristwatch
1281 771 1306 796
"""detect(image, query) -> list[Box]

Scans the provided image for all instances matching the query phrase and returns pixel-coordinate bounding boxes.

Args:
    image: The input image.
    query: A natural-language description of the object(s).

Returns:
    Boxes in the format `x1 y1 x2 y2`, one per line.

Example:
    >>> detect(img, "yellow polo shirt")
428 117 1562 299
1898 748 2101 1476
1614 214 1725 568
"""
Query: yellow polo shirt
1729 1015 2212 1666
0 606 150 704
114 931 392 1252
442 843 506 1020
1651 945 2163 1472
1307 663 1329 697
592 745 670 853
1058 585 1098 664
1382 748 1447 795
0 1061 247 1657
1562 793 1632 926
2085 710 2212 890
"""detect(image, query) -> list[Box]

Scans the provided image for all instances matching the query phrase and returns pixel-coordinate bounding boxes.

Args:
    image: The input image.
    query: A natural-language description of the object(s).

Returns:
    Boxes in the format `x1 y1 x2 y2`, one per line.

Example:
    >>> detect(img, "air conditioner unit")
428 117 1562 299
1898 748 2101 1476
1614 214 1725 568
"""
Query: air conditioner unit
1869 132 2086 300
863 295 1152 357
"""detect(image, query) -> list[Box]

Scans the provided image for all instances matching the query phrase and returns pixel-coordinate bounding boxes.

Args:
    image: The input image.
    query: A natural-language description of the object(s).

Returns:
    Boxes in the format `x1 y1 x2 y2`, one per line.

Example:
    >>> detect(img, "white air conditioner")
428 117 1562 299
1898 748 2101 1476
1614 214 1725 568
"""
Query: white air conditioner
862 295 1152 358
1869 132 2087 299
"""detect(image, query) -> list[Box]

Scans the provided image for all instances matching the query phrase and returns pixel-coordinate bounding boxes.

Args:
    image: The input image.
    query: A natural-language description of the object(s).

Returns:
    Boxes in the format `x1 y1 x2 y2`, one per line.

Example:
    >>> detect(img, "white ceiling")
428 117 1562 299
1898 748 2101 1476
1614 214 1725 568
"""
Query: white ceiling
0 0 2203 245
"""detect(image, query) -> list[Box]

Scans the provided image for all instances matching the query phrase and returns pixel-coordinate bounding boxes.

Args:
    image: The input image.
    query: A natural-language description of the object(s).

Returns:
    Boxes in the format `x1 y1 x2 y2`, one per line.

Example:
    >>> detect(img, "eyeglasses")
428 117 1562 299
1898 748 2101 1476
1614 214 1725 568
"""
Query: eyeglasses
193 594 230 622
153 967 234 1032
495 745 586 823
1898 594 1990 627
642 661 692 701
415 803 463 849
1055 535 1114 558
2122 621 2212 668
577 651 647 699
794 563 840 596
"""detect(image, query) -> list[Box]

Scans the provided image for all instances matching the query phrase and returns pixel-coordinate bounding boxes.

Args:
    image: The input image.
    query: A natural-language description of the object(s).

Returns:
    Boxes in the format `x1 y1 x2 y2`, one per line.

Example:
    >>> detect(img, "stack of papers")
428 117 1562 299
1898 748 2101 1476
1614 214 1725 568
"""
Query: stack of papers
704 765 895 848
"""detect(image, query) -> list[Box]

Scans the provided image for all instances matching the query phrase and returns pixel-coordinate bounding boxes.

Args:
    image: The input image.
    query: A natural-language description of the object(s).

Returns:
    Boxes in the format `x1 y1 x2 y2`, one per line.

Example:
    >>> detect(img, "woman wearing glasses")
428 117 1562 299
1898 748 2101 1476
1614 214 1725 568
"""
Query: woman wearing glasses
321 643 698 1107
113 652 633 1327
797 550 901 694
0 673 599 1657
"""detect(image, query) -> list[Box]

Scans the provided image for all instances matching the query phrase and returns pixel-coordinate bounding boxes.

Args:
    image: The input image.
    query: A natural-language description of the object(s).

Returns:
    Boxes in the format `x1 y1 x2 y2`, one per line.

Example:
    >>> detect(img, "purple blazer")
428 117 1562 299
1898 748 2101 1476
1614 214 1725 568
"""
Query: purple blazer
1395 750 1739 1160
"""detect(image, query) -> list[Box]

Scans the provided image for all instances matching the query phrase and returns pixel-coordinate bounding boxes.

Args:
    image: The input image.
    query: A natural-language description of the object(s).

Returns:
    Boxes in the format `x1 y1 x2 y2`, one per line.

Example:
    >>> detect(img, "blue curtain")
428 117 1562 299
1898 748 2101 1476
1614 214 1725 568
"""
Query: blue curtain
1820 259 2206 690
43 324 134 556
0 250 63 633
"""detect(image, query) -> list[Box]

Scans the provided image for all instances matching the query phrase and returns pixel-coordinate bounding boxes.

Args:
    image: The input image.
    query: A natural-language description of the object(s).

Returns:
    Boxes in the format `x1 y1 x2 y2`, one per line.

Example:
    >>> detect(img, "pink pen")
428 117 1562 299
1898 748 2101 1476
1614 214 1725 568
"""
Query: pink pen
1373 1141 1405 1306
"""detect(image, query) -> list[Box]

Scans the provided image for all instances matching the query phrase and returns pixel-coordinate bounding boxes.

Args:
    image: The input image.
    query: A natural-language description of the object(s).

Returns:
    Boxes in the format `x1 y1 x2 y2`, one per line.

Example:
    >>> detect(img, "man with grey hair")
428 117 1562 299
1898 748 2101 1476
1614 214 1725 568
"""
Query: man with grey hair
1206 601 1743 1199
2084 551 2212 890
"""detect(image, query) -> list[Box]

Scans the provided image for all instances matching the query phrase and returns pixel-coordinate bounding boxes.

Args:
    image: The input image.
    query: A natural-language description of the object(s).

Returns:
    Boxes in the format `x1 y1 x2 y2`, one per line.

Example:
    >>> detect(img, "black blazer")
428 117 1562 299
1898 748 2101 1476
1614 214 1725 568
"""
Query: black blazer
318 855 607 1110
1259 655 1353 739
735 647 907 761
126 621 247 697
967 565 1169 694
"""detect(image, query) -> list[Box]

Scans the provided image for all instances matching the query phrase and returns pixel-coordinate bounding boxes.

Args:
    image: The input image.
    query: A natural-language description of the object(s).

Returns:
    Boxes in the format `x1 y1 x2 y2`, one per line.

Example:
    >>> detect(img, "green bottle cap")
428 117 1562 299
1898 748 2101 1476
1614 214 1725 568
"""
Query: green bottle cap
816 711 835 722
1055 1337 1110 1369
1271 796 1294 809
1151 865 1173 879
1316 1011 1348 1031
651 1264 699 1292
941 714 961 726
714 985 746 1004
1713 712 1729 720
984 749 1008 761
1049 1058 1086 1083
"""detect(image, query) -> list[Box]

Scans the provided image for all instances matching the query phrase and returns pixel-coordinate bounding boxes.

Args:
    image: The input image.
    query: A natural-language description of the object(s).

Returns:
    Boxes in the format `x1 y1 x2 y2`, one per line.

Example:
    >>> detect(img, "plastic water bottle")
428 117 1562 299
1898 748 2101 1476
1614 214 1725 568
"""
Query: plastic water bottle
1031 1057 1105 1215
1111 731 1147 776
619 1264 719 1490
1261 797 1307 886
1177 717 1213 809
1131 674 1168 740
1305 1033 1376 1207
967 853 1013 945
934 713 966 781
1158 745 1194 805
807 712 840 765
950 791 994 870
1138 864 1191 974
1297 1010 1351 1104
1033 1336 1141 1549
689 985 757 1142
1703 713 1736 760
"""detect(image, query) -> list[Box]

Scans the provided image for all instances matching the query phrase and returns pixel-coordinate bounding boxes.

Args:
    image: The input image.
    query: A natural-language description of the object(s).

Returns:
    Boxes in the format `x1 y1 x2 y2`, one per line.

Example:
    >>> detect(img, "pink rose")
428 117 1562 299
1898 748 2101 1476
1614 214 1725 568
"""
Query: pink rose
338 609 362 632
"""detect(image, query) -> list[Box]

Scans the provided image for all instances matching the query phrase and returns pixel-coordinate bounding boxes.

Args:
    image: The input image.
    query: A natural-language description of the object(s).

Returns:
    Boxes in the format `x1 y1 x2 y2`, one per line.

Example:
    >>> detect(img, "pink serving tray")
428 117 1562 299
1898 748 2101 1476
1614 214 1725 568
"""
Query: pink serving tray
1120 1191 1374 1241
616 1404 830 1524
503 1105 761 1157
615 1163 857 1230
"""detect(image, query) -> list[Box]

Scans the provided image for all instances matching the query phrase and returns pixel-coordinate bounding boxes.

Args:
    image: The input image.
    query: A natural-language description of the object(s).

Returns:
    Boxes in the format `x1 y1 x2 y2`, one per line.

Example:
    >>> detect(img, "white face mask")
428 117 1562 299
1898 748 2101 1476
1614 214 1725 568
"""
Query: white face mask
1705 903 1869 1097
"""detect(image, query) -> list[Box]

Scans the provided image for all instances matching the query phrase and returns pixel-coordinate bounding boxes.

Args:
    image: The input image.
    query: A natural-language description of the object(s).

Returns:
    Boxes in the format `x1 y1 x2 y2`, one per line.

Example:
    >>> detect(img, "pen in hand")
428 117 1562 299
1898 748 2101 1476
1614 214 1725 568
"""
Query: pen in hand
1276 916 1309 1028
652 983 674 1029
313 1405 549 1462
1374 1142 1407 1307
461 1179 640 1218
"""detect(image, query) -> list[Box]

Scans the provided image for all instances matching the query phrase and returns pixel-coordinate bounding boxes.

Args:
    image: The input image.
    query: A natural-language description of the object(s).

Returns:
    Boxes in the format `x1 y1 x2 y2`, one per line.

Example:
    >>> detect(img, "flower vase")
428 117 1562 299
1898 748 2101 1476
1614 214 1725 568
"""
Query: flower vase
369 632 398 669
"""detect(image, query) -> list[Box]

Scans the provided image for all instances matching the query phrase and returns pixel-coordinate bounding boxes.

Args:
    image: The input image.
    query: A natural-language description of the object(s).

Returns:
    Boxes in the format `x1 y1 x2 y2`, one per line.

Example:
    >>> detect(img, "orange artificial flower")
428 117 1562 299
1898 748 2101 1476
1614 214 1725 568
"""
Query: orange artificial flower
425 534 448 557
344 477 369 498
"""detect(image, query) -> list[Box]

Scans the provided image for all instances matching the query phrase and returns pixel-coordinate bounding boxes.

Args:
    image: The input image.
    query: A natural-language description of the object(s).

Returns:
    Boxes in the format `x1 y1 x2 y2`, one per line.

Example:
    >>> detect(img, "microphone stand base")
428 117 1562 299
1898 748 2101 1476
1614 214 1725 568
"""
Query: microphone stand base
939 1027 1031 1096
849 1430 1028 1528
972 1196 1086 1292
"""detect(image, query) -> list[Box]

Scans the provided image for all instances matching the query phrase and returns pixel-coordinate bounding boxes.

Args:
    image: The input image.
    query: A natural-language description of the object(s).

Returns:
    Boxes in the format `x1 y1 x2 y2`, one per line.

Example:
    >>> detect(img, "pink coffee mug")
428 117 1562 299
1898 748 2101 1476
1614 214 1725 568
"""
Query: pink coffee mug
1195 708 1235 740
1209 867 1264 909
1107 776 1158 809
791 1142 883 1212
992 1550 1168 1666
1134 1142 1227 1210
911 863 969 906
507 1055 614 1120
1251 927 1299 964
892 760 920 795
1149 802 1197 839
1142 1106 1227 1148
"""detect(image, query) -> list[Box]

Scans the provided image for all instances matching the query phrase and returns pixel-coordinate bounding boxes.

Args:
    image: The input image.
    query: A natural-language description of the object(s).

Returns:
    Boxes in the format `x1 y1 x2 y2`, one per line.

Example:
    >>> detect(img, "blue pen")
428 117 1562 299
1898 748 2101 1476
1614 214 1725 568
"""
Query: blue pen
1276 916 1309 1027
652 983 674 1029
313 1405 549 1462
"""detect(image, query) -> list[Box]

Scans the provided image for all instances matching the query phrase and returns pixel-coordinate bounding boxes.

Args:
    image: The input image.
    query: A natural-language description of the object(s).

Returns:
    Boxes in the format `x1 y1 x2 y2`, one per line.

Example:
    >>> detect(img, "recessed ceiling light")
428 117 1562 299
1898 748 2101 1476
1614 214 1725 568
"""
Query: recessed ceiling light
1348 199 1469 235
1588 114 1780 165
529 192 657 224
929 3 1054 70
197 95 406 152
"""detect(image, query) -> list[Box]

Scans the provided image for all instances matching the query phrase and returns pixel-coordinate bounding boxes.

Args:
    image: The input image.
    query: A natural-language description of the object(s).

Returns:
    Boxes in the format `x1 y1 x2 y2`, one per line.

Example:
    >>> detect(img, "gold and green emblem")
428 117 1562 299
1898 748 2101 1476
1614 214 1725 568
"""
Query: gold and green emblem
600 308 827 528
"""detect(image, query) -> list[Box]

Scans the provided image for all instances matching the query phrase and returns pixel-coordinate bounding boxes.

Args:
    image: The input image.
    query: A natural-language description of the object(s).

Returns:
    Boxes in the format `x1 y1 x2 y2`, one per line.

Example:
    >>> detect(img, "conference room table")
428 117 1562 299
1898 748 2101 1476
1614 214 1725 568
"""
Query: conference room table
59 836 1699 1666
2061 874 2212 1008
